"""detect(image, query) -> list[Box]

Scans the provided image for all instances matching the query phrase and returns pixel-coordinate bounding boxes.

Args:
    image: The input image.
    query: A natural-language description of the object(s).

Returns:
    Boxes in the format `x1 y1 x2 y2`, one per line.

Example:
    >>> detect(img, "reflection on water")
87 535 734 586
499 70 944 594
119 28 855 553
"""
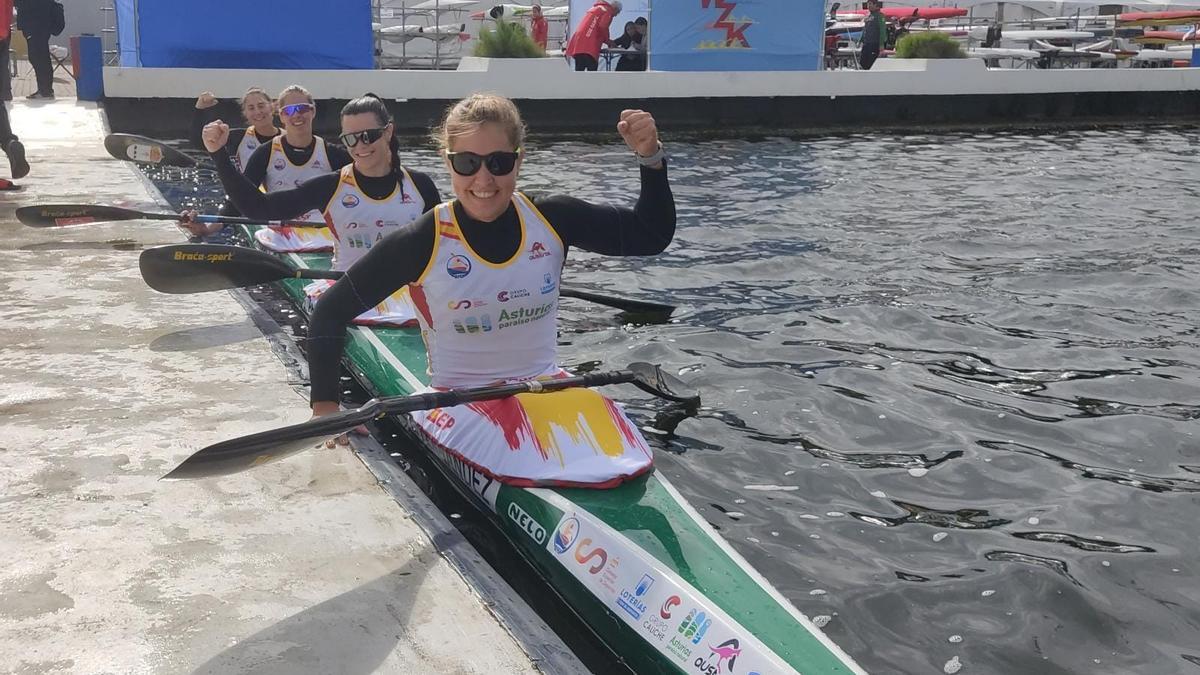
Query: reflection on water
149 125 1200 674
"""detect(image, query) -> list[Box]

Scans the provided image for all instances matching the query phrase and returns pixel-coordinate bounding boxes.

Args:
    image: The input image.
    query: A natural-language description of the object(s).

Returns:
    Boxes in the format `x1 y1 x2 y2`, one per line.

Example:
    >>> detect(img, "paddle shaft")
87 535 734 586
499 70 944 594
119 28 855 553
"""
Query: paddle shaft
163 362 698 479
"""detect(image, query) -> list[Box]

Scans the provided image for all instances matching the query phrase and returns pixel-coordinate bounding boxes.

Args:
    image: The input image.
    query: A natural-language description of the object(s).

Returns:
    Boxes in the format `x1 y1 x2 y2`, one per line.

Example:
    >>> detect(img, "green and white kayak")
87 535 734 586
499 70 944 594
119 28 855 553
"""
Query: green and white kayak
240 226 866 674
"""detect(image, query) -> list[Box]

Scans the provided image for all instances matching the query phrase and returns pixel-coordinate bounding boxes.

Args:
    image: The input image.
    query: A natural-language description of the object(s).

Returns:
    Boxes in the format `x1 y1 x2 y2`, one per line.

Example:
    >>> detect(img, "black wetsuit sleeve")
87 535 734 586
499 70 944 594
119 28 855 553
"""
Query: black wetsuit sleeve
307 218 438 404
210 148 338 220
190 107 219 151
534 163 675 255
409 169 442 211
223 127 246 157
241 142 271 188
327 143 353 171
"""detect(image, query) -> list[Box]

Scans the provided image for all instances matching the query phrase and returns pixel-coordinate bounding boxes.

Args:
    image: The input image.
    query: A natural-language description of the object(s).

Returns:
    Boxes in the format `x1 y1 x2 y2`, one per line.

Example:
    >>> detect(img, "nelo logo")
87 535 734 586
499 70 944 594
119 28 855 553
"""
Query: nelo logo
661 595 680 619
341 194 360 208
506 502 547 545
528 241 551 260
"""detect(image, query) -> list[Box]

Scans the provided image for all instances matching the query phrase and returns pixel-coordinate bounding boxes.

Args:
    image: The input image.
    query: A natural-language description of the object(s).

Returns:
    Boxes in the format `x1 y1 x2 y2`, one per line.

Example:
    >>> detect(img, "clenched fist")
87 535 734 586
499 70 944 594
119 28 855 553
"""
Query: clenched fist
617 109 661 162
201 120 230 153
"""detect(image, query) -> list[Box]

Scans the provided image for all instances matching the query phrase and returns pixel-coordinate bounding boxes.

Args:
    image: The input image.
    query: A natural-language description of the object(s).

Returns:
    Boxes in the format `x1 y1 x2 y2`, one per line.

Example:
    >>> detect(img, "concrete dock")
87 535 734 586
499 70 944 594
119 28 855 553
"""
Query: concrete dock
0 102 570 674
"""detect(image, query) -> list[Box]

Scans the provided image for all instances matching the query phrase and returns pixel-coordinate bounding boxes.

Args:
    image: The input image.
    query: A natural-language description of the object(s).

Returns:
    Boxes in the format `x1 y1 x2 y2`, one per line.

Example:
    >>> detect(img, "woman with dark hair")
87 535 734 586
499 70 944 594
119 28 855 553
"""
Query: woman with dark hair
196 93 440 270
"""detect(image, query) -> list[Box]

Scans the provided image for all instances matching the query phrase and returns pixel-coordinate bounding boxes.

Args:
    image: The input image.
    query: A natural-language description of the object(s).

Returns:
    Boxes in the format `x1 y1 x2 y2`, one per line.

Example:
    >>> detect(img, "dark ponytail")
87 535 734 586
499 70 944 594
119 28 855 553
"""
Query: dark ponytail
341 93 406 201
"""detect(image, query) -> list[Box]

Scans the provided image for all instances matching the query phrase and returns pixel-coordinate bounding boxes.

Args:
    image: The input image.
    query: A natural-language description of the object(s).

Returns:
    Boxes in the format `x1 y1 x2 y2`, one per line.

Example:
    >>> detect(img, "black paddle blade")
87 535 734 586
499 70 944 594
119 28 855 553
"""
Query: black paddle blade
162 407 378 479
139 244 296 294
104 133 197 167
16 204 140 228
559 287 675 315
627 362 701 404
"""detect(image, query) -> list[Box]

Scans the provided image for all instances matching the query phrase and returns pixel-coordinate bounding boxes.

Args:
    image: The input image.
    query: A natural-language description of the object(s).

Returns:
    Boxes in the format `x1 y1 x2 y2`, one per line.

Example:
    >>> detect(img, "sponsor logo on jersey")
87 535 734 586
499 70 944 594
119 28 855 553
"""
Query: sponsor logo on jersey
446 254 472 279
497 288 531 303
273 158 286 171
341 194 360 208
528 241 552 260
451 314 492 334
313 159 323 169
447 298 487 310
540 272 557 295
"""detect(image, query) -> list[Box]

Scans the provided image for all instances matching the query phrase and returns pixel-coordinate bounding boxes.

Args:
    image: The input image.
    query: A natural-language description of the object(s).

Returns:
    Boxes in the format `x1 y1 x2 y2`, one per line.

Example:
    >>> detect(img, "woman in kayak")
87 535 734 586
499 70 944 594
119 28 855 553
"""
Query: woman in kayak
193 93 440 270
306 93 675 487
191 87 281 172
184 85 354 238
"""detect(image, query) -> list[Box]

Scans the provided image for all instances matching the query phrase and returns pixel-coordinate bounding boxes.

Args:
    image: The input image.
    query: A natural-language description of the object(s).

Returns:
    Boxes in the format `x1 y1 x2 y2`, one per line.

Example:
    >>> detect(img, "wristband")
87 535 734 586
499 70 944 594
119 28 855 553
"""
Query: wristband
636 142 666 167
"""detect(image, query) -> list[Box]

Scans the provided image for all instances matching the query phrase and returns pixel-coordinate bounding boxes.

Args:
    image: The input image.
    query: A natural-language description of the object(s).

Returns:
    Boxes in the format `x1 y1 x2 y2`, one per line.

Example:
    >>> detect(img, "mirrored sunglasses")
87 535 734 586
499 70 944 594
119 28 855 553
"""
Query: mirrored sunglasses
280 103 314 116
446 149 522 177
339 127 388 148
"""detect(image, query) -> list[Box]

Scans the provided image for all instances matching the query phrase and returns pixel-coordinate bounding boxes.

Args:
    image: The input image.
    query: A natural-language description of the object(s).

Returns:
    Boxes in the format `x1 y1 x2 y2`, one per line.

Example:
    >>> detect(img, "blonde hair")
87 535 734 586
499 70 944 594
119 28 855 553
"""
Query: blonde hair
434 93 526 152
277 84 314 108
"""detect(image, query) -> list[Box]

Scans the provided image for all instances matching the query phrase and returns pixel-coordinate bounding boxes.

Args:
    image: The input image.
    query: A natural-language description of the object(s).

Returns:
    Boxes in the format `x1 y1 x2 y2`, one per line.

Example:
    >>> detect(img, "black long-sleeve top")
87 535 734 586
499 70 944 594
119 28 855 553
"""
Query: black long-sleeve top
306 162 676 404
190 106 279 157
208 145 432 221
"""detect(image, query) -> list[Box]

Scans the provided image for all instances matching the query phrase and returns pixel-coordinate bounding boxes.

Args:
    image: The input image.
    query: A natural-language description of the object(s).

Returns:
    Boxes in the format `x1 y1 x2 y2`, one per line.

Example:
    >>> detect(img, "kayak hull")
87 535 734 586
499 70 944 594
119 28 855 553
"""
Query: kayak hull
237 226 865 674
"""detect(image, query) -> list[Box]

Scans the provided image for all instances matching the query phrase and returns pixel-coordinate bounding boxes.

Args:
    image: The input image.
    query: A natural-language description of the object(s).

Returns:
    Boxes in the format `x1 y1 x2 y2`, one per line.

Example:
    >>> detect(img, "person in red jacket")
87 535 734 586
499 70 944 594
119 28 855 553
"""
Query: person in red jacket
565 0 621 71
529 4 548 50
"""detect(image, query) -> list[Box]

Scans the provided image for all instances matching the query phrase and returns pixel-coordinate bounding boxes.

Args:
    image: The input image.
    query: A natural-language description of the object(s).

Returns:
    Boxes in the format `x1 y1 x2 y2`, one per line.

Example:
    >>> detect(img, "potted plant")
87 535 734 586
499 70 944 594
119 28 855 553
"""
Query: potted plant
459 18 568 74
873 30 983 72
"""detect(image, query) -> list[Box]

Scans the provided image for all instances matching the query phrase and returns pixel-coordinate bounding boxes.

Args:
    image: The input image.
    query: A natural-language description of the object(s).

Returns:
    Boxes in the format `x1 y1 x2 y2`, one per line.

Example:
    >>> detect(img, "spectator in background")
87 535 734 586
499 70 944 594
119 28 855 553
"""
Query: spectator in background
14 0 57 99
613 16 647 71
0 0 26 184
0 0 13 100
858 0 885 71
565 0 621 71
529 4 548 51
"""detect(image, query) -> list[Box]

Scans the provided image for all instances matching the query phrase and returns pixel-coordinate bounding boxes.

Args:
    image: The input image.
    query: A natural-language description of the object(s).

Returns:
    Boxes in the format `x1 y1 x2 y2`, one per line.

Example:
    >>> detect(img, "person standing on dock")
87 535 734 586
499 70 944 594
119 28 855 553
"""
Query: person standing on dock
0 0 26 184
14 0 61 99
566 0 621 71
529 4 549 51
859 0 885 70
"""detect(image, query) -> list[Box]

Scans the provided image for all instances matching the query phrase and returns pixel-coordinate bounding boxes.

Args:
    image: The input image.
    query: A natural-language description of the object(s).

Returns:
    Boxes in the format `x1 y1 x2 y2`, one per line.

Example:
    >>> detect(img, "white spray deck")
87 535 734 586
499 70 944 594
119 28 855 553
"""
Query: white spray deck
0 101 576 674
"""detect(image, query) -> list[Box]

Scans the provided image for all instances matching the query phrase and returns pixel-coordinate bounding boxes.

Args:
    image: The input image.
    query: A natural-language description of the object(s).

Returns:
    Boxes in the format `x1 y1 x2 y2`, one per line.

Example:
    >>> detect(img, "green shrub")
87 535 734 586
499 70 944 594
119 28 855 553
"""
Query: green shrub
895 31 966 59
474 19 545 58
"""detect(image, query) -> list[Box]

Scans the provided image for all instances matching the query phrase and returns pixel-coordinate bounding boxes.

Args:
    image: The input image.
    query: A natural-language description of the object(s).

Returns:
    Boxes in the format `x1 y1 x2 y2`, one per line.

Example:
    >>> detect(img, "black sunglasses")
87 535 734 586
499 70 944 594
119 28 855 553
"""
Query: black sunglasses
446 149 522 177
339 127 389 148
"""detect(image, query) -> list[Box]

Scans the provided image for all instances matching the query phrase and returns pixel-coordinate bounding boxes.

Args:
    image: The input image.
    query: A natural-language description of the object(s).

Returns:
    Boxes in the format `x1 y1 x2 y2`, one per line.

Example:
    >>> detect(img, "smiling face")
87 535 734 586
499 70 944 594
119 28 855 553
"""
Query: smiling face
278 91 314 139
447 122 521 223
241 93 273 128
341 112 393 177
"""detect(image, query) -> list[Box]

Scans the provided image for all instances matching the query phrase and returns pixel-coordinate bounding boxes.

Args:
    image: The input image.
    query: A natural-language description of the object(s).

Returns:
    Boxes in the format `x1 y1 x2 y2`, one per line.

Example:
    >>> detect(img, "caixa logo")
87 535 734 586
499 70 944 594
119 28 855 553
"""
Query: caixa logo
506 502 546 545
693 639 741 675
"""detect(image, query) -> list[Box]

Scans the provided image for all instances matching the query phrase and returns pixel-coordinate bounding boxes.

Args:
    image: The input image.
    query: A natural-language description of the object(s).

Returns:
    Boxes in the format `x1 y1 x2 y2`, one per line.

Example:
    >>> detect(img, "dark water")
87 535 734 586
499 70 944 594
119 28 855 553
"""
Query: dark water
149 126 1200 674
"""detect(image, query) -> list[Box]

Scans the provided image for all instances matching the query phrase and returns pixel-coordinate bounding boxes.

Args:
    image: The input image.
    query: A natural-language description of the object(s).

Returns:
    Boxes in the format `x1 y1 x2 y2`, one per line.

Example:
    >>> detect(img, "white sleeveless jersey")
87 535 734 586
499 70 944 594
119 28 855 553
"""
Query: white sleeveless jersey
265 135 331 222
410 194 563 388
233 127 274 173
321 164 425 271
